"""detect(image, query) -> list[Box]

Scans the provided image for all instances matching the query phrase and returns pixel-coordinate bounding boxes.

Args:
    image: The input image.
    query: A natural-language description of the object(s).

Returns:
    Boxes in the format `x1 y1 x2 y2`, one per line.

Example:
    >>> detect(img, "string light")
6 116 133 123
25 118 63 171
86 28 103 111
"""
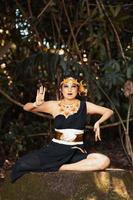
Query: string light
83 57 88 62
58 49 65 55
11 43 17 50
5 30 9 34
50 49 56 53
38 41 41 47
0 29 4 33
64 56 67 61
1 39 5 46
1 63 6 69
8 80 13 86
83 54 87 57
3 70 7 74
79 73 83 77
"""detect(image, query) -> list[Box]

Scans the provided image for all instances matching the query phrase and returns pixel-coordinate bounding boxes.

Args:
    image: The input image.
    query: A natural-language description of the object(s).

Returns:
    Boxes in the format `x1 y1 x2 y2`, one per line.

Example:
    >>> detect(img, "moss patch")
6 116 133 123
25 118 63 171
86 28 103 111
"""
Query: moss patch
1 170 133 200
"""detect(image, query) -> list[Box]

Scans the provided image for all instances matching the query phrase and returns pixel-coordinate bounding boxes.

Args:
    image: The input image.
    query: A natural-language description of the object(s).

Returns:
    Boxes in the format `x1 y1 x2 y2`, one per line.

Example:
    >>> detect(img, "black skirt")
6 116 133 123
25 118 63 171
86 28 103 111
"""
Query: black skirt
11 141 88 182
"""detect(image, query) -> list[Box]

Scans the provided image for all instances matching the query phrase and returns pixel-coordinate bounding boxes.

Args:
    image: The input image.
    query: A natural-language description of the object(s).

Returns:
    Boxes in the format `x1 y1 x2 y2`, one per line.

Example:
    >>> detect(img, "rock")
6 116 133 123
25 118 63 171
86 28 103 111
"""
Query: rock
1 170 133 200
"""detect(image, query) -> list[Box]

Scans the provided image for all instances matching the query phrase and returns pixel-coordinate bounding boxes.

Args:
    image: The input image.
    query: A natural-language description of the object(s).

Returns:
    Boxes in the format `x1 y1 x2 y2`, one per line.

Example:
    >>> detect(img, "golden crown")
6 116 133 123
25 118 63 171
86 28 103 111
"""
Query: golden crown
60 77 87 96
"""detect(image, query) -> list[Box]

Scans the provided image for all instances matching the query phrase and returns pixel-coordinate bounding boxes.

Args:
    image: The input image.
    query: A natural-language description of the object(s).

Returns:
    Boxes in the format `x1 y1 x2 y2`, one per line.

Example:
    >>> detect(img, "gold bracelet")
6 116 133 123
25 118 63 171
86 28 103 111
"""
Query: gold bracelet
33 102 38 108
33 101 44 107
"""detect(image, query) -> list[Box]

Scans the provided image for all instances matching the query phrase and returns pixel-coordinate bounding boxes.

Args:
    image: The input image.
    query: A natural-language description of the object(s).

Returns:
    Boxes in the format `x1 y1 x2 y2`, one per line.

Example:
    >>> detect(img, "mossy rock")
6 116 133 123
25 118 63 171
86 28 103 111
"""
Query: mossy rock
0 170 133 200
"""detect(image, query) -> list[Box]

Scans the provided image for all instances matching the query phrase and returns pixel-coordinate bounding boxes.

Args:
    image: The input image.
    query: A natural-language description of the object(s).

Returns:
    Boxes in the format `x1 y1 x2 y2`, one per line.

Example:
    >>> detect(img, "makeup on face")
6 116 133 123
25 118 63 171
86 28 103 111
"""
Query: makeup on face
63 83 78 91
61 82 78 98
60 77 87 97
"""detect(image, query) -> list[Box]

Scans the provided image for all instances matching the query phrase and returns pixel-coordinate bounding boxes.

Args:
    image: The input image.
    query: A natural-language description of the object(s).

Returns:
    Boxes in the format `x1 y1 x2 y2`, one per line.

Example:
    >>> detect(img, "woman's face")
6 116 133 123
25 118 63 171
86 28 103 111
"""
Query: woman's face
61 81 78 100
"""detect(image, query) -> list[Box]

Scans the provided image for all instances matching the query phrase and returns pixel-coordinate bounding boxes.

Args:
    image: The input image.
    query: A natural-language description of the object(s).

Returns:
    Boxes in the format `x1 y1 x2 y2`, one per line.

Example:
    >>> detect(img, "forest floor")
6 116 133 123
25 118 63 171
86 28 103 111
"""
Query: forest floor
84 134 133 171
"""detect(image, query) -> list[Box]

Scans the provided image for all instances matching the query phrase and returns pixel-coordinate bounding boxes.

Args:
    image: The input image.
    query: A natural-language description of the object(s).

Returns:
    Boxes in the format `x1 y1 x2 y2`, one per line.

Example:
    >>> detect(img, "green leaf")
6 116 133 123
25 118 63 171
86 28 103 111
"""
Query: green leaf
109 5 121 17
127 65 133 79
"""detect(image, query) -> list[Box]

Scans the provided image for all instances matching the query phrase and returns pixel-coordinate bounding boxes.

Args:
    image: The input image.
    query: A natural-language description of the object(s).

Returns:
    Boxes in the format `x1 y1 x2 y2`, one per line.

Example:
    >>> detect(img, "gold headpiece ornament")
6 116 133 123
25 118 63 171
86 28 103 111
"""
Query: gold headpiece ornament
60 77 87 96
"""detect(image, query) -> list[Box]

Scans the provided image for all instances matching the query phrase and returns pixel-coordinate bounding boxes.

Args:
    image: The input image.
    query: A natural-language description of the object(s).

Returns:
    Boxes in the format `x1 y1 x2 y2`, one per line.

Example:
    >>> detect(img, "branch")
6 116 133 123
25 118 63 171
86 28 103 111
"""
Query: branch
27 116 133 137
16 0 43 48
75 17 90 38
0 41 12 58
123 28 133 33
104 31 112 59
95 80 127 132
51 13 64 44
27 0 33 18
73 3 133 8
86 117 133 129
96 0 126 62
62 0 83 62
0 87 23 107
118 125 132 164
0 87 52 119
37 0 53 19
26 0 43 48
1 87 133 129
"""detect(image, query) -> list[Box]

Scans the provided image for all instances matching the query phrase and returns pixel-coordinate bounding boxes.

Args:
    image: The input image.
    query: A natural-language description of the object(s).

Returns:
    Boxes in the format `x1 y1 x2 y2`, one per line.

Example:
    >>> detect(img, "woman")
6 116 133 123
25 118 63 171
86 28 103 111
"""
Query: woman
11 77 113 182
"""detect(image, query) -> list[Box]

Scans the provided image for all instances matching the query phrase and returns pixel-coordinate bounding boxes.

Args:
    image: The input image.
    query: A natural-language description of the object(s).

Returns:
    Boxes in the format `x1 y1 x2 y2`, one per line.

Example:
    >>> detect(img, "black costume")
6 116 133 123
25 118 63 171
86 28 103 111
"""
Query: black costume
11 101 88 182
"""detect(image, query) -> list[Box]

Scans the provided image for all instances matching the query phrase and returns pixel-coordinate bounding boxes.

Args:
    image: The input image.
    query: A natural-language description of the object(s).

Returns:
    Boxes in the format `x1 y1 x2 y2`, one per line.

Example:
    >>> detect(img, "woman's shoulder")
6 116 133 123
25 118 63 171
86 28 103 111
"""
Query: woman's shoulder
38 100 59 115
44 100 59 107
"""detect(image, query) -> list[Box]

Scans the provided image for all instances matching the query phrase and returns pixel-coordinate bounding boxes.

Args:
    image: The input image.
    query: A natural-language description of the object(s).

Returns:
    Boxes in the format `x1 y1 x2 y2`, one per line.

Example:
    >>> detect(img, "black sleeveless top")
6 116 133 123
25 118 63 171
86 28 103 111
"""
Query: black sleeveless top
54 101 87 130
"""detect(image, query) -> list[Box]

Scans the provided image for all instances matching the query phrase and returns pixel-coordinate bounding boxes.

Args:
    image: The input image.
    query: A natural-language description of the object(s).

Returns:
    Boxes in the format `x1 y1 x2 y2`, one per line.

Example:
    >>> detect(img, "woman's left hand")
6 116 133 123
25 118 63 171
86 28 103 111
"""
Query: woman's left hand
93 121 101 141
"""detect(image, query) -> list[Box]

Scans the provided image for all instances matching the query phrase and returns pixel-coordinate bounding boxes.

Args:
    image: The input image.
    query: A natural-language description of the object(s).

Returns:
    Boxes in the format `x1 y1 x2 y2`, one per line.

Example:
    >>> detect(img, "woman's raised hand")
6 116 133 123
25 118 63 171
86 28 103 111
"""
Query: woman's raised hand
34 85 46 106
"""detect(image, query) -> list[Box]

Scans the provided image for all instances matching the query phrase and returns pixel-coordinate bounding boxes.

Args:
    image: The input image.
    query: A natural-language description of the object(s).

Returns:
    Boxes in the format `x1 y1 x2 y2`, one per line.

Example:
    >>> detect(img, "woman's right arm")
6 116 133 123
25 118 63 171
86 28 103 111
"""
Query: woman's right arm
23 101 56 115
23 85 55 115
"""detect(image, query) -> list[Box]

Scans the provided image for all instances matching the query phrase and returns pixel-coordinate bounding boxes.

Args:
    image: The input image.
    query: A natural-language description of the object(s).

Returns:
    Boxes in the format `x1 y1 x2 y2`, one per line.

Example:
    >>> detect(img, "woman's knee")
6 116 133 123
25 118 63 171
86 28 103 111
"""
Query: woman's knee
87 153 110 169
100 155 110 169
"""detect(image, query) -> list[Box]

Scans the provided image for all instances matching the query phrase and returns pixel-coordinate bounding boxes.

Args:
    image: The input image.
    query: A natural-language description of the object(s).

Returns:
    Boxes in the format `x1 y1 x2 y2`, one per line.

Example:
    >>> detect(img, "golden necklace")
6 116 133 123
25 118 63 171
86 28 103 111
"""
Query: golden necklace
58 100 80 117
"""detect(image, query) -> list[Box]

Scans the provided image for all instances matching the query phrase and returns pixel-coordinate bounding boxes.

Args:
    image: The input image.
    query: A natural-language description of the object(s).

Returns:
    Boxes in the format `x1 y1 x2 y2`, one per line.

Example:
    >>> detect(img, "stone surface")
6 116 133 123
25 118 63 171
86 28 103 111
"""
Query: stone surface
0 170 133 200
